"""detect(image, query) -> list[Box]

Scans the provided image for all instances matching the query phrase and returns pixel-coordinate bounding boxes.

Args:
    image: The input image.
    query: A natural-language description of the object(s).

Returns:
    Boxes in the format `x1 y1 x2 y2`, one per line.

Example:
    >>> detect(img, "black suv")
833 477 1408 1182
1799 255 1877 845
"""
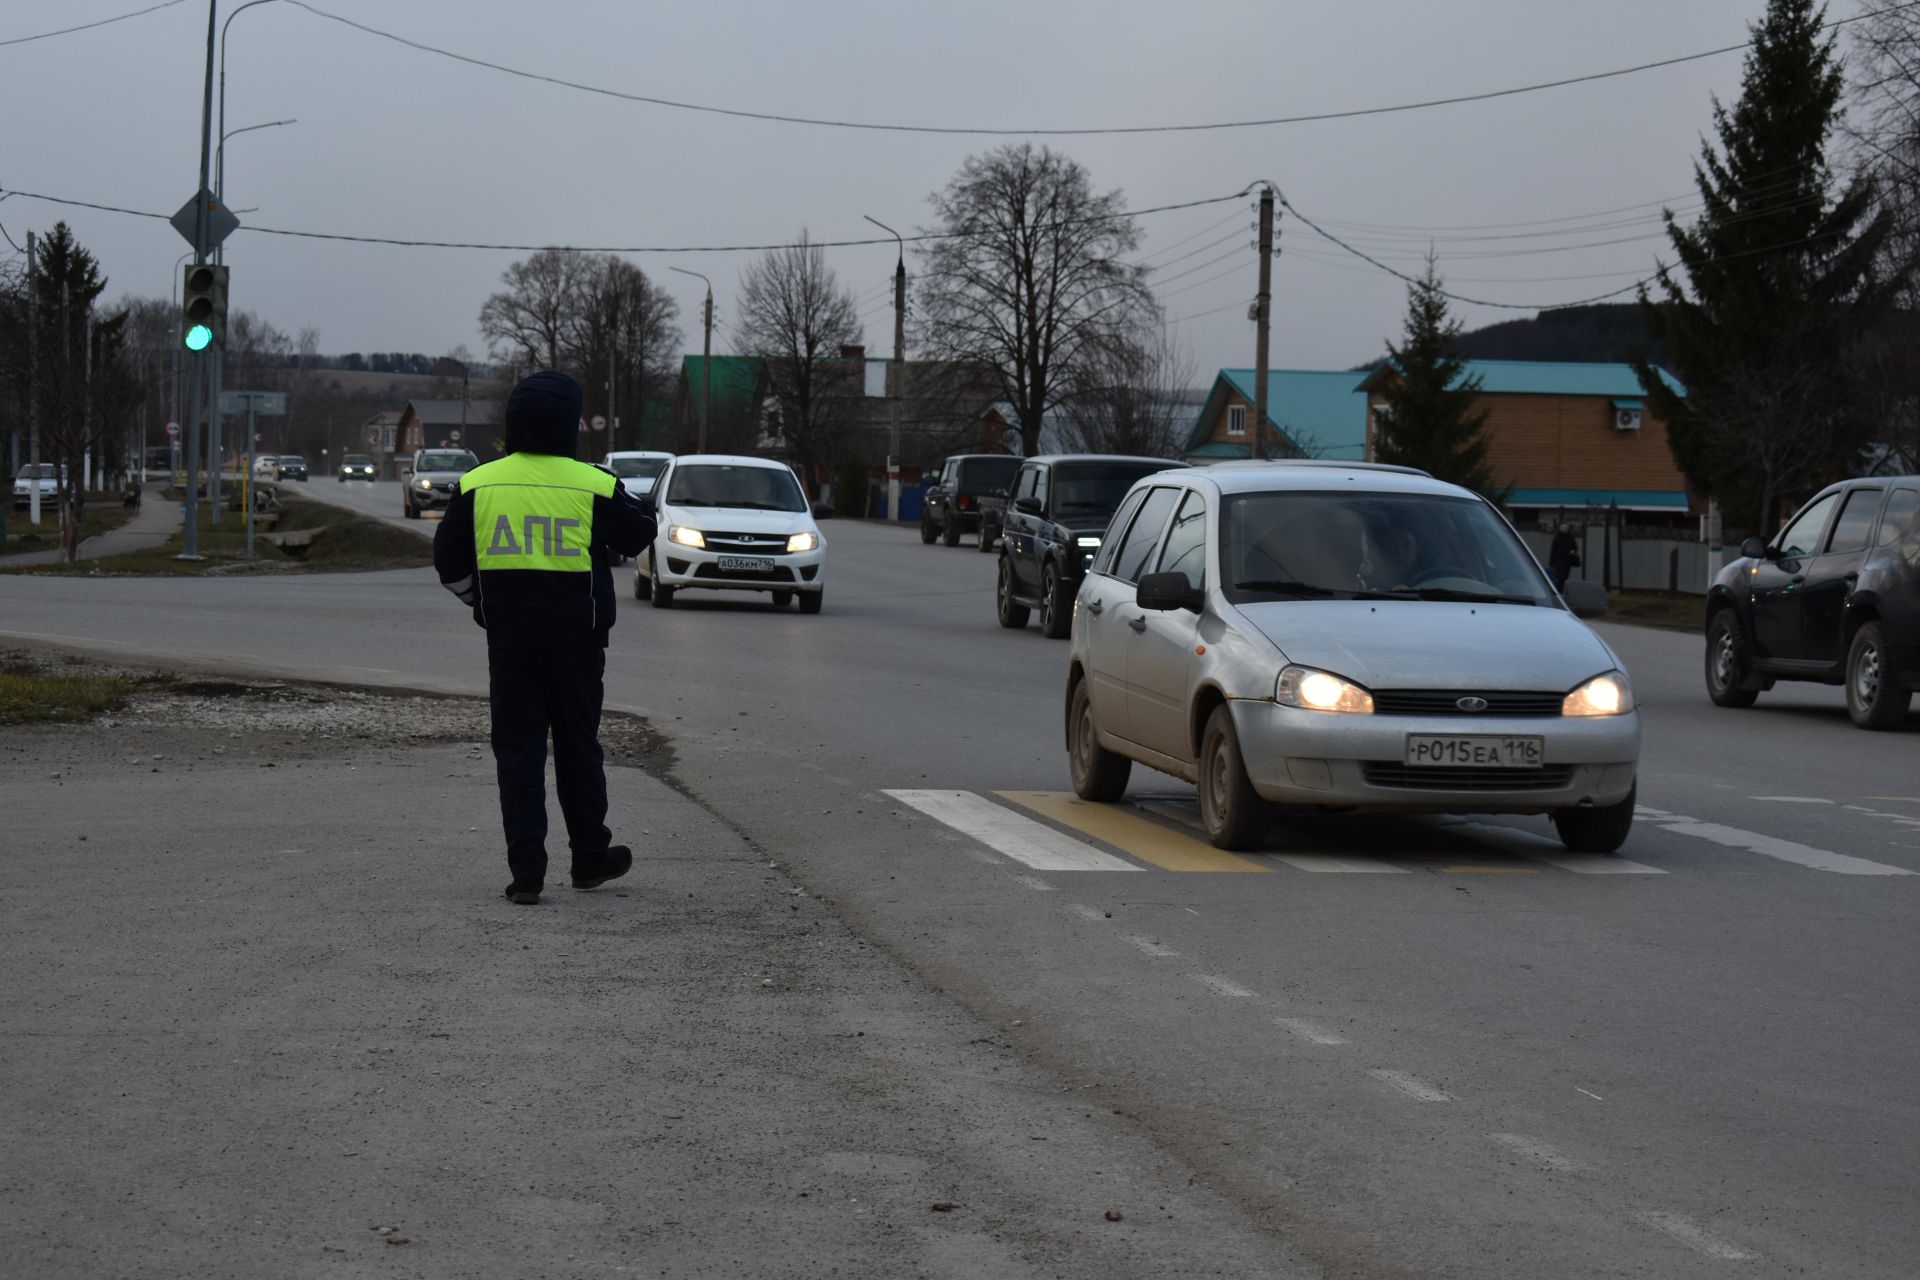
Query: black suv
995 454 1187 638
1705 476 1919 728
921 454 1020 547
275 456 309 482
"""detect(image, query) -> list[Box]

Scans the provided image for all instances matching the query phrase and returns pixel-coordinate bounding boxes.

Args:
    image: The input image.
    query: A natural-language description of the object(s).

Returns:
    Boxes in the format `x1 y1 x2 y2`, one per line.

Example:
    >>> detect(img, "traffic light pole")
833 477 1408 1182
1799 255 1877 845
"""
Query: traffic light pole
26 231 39 528
180 0 218 561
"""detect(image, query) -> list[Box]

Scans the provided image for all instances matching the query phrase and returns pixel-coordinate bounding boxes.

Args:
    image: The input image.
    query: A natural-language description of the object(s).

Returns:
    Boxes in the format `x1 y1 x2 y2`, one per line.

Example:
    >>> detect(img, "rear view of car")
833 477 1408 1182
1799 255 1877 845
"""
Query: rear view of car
922 454 1020 547
602 451 673 500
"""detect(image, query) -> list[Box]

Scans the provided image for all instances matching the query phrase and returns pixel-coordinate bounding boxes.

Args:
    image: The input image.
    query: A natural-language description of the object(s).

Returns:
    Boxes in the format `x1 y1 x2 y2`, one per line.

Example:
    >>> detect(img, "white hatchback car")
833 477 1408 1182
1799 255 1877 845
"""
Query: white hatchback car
1065 462 1640 852
602 450 673 500
635 454 829 613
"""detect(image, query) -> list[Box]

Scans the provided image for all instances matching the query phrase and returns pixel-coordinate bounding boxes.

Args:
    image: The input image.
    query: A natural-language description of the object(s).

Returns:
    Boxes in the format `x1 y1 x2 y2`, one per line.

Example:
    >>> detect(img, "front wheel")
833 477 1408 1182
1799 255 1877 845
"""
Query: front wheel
772 589 794 608
403 498 418 519
920 517 937 545
942 516 961 547
977 524 997 553
1199 704 1268 850
798 589 824 615
633 568 652 601
651 582 675 609
1704 610 1759 708
1552 783 1636 853
1068 678 1130 802
1846 622 1911 730
997 556 1031 629
1039 562 1072 640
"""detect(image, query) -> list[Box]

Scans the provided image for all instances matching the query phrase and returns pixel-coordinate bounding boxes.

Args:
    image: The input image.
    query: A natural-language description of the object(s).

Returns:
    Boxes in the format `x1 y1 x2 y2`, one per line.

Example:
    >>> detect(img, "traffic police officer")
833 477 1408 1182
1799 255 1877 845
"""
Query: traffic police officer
433 371 656 904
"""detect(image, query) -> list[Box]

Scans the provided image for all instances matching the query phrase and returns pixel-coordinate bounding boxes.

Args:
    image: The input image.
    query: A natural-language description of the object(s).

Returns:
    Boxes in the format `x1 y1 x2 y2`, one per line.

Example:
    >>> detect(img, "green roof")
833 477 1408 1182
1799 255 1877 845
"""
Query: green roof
682 355 764 415
1362 359 1686 398
1186 370 1369 459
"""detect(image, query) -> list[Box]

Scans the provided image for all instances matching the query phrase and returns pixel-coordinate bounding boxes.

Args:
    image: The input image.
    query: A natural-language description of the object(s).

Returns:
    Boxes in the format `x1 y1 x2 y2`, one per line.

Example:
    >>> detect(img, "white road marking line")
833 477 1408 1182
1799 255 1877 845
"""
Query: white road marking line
1575 1088 1604 1101
1489 1132 1582 1172
1636 805 1674 818
1646 815 1917 876
1633 1211 1757 1261
1065 903 1106 923
1270 854 1412 874
1188 973 1256 999
1451 822 1666 874
1009 873 1055 892
1369 1069 1454 1102
1749 795 1833 804
1273 1017 1346 1045
1121 934 1179 957
883 789 1142 873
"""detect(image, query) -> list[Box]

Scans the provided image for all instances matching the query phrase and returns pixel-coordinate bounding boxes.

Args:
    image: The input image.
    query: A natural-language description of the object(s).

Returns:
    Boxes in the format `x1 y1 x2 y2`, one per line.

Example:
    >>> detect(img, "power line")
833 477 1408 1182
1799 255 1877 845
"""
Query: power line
1150 244 1251 289
280 0 1919 137
1169 297 1254 326
1143 226 1248 273
1139 207 1248 263
1160 257 1257 301
0 185 1252 253
0 0 187 48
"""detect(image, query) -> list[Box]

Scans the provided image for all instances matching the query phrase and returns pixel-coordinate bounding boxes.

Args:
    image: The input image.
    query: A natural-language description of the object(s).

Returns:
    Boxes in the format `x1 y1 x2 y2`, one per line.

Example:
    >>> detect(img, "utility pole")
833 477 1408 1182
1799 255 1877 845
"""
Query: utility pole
864 216 907 522
670 267 713 453
26 231 39 527
607 343 617 455
1251 183 1274 462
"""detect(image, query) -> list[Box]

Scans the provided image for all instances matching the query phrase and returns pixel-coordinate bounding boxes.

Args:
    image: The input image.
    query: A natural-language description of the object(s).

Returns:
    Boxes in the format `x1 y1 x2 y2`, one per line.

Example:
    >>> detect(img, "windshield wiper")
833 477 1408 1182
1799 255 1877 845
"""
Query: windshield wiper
1233 579 1339 598
1413 587 1537 605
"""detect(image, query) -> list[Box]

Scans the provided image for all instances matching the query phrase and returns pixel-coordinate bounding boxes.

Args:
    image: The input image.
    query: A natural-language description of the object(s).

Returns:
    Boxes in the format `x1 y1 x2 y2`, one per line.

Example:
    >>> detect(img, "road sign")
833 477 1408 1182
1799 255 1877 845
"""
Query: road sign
449 430 462 443
219 390 286 415
165 422 180 438
592 415 607 432
170 189 240 252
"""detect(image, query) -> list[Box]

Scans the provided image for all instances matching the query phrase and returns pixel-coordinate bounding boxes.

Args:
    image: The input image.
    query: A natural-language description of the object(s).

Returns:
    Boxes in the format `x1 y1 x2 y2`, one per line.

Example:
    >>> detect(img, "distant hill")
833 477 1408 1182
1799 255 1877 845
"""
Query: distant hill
1351 304 1671 370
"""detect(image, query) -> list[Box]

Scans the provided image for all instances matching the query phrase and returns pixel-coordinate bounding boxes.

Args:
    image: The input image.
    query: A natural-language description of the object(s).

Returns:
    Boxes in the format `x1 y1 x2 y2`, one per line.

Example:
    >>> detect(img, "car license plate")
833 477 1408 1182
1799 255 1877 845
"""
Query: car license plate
717 556 775 574
1404 735 1544 768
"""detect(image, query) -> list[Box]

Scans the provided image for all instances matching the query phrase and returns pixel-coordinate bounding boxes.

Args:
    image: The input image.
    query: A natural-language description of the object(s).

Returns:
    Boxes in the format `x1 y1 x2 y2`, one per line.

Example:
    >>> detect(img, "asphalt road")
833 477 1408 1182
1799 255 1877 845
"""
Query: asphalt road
3 501 1916 1279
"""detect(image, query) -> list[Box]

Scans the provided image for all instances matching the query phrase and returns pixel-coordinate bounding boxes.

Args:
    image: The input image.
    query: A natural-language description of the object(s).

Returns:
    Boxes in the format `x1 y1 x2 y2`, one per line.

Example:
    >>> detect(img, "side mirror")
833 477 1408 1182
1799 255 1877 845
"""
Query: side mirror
811 502 836 520
1740 536 1771 560
1136 571 1204 613
1562 578 1608 620
1014 495 1044 515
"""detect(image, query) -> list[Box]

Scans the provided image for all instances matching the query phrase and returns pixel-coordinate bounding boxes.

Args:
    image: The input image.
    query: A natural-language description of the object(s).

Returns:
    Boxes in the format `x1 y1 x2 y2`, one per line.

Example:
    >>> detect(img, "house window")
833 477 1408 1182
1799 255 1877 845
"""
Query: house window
1226 405 1246 437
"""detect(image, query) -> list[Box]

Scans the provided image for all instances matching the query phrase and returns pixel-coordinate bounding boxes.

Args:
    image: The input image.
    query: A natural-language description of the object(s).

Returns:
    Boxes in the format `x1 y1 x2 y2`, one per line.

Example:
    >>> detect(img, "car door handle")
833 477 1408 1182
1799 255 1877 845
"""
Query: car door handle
1127 616 1147 633
1087 598 1103 615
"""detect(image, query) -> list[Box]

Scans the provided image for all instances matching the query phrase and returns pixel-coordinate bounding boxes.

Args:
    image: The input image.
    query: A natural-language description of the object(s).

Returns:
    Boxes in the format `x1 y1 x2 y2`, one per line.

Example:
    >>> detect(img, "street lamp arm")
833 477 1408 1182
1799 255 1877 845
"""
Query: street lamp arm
863 215 904 268
221 116 297 145
218 0 285 199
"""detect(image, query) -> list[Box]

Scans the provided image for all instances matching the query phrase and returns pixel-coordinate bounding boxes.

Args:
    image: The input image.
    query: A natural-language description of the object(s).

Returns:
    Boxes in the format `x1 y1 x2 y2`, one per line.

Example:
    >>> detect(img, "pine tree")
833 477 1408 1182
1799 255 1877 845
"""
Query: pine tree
1372 255 1495 494
1634 0 1899 530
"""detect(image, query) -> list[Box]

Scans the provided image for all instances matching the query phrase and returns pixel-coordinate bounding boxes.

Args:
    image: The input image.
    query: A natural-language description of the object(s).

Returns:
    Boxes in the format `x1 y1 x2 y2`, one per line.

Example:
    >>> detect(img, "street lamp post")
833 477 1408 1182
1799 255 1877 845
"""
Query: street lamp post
670 267 713 454
864 216 907 522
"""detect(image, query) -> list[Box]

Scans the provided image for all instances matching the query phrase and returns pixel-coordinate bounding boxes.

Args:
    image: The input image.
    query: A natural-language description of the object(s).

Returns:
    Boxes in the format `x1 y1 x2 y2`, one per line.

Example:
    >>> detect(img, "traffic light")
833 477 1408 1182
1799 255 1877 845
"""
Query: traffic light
181 263 228 352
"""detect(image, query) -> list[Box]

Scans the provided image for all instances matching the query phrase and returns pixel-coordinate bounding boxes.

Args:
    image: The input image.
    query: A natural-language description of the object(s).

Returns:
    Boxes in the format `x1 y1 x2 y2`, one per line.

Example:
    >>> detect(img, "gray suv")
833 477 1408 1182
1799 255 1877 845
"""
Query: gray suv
1065 462 1639 852
403 448 479 518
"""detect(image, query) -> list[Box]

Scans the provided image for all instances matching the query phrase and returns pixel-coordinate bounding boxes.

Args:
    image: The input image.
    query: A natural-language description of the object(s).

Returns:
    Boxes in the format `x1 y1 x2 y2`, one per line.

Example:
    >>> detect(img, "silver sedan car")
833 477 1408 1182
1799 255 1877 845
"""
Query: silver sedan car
1065 462 1640 851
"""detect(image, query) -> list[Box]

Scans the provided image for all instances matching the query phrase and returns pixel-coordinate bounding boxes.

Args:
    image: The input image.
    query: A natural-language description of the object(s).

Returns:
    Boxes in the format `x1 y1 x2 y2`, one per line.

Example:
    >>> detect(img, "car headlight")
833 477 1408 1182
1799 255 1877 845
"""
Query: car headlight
1076 535 1102 548
416 478 433 490
1275 665 1374 713
669 524 706 549
1563 671 1633 717
787 530 818 553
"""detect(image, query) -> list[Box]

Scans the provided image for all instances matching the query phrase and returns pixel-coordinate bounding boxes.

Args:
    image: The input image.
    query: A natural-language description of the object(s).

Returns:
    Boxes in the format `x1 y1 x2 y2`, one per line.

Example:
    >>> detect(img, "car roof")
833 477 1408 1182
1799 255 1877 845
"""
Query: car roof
1150 459 1480 500
669 453 793 470
604 450 673 460
1020 454 1191 468
944 453 1017 462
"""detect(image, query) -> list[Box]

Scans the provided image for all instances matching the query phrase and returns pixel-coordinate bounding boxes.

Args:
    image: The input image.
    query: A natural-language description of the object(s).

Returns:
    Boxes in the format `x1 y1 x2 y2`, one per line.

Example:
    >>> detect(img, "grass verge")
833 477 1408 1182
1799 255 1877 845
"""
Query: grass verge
0 669 135 724
0 500 138 558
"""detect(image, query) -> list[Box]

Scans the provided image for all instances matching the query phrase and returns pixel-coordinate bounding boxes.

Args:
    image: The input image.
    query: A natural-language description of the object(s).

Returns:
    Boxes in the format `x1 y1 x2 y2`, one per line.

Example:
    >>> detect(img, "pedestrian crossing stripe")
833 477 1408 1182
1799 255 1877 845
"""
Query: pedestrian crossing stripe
996 791 1270 873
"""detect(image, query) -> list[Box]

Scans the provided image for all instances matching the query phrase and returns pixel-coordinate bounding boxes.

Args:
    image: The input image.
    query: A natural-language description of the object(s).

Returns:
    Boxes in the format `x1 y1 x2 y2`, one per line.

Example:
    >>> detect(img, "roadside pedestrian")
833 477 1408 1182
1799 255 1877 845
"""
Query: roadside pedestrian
1548 521 1581 592
432 371 657 905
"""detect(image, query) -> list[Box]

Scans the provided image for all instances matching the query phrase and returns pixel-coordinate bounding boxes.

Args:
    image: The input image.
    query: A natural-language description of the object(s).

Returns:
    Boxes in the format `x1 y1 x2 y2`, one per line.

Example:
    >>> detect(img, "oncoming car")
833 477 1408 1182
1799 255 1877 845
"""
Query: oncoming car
602 451 673 500
1064 462 1640 852
337 454 377 481
635 455 829 613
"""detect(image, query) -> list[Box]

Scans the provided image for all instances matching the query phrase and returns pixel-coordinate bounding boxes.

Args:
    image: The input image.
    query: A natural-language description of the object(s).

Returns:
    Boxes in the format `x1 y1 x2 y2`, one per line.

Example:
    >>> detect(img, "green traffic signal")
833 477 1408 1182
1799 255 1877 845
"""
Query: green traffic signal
184 323 213 352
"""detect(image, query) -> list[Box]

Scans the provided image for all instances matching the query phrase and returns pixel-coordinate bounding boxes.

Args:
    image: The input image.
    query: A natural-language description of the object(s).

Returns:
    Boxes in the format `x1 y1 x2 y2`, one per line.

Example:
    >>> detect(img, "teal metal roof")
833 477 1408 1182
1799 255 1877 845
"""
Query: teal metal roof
1363 359 1685 398
1506 487 1688 510
1186 369 1369 459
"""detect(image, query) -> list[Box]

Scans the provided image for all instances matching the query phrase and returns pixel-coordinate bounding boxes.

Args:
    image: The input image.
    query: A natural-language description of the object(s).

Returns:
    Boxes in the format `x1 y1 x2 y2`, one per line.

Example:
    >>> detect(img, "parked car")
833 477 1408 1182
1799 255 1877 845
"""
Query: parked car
1704 476 1920 729
921 454 1020 547
997 454 1190 638
402 448 479 518
337 453 377 481
1064 461 1638 852
11 463 60 509
635 454 831 613
602 450 673 500
252 454 282 479
275 456 310 482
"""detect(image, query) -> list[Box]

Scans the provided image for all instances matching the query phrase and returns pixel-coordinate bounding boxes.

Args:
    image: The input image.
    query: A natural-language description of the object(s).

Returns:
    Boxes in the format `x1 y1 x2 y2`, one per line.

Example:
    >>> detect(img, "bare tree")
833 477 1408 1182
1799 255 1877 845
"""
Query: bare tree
733 230 862 489
1056 323 1195 458
568 256 681 453
479 249 592 372
916 144 1157 456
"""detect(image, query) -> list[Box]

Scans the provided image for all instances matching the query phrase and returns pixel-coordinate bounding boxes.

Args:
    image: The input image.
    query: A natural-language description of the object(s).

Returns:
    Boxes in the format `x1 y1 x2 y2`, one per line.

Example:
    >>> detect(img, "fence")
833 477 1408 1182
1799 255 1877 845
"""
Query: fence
1518 527 1710 595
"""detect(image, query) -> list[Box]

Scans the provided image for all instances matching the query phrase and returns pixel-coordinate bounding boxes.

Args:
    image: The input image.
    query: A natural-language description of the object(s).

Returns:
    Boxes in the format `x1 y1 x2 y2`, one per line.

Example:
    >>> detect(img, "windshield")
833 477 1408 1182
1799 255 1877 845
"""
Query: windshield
18 464 55 479
1052 462 1175 515
417 451 477 473
1221 491 1555 606
286 458 308 467
957 457 1020 492
344 455 372 465
608 456 668 480
666 463 807 512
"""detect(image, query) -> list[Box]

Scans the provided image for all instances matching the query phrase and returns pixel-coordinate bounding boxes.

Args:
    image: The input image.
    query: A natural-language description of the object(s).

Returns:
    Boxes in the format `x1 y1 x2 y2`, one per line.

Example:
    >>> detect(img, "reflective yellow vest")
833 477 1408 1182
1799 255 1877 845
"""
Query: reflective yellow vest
464 453 616 573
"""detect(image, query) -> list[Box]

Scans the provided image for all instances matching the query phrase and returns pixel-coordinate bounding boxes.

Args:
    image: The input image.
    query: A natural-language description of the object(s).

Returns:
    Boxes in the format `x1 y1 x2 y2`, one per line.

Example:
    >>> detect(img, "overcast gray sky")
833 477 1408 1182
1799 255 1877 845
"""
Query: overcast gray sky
3 0 1779 375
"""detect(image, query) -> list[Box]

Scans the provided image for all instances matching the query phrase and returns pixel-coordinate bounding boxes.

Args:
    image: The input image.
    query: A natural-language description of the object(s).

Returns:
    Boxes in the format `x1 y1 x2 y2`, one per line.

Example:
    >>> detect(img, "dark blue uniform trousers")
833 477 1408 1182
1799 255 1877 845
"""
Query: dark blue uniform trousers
487 645 613 890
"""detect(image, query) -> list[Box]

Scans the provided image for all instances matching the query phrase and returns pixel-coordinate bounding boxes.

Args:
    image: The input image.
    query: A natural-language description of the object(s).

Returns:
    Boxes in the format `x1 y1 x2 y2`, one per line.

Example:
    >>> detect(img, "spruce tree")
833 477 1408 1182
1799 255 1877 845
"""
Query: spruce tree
1635 0 1898 530
1372 255 1495 494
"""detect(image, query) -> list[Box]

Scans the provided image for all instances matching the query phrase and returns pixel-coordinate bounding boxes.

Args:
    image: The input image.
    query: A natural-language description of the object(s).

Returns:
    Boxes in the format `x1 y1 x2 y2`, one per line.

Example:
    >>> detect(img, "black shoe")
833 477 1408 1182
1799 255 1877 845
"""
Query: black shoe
571 846 633 891
504 882 541 905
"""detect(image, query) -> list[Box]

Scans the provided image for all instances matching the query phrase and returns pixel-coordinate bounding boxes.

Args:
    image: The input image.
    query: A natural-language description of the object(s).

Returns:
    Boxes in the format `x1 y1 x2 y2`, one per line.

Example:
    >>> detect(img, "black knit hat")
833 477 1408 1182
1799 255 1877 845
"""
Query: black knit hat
503 370 583 456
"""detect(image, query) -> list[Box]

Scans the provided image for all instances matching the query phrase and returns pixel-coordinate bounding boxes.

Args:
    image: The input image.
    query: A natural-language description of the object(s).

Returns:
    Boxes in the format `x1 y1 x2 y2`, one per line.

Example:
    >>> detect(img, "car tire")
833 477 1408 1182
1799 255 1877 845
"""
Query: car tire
1704 609 1759 708
651 580 675 609
799 589 823 615
633 568 652 601
920 517 937 545
403 497 418 519
977 524 997 553
1552 783 1636 853
1039 562 1072 640
1199 704 1269 851
942 516 961 547
997 555 1031 629
1846 622 1911 730
772 589 794 608
1068 677 1130 802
